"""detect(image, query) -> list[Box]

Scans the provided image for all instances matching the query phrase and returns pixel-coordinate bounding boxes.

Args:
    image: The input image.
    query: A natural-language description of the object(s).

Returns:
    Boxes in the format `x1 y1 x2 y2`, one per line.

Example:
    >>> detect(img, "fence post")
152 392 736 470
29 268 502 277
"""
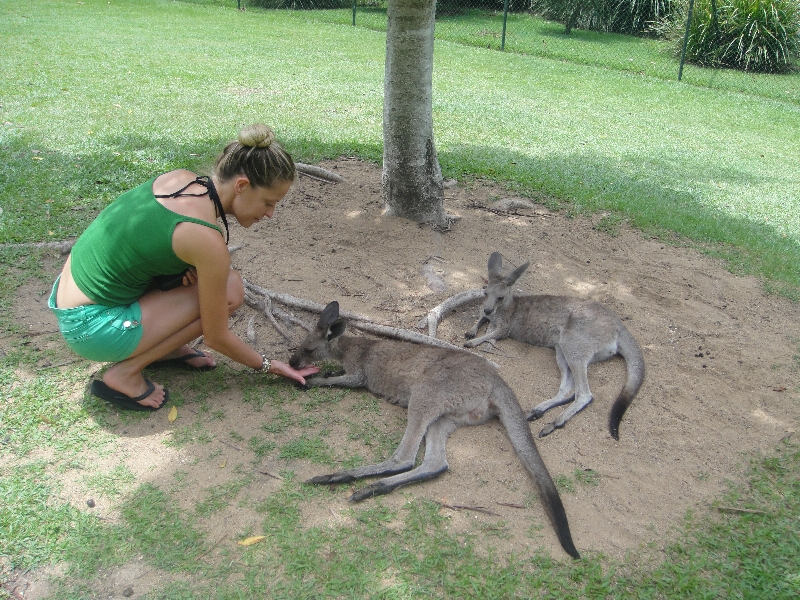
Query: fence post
501 0 510 51
678 0 695 81
352 0 356 26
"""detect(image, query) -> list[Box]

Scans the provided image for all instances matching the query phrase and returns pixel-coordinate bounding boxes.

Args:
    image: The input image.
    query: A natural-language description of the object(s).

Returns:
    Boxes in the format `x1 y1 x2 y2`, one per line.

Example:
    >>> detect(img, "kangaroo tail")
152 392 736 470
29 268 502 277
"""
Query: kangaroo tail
609 327 645 440
497 392 580 559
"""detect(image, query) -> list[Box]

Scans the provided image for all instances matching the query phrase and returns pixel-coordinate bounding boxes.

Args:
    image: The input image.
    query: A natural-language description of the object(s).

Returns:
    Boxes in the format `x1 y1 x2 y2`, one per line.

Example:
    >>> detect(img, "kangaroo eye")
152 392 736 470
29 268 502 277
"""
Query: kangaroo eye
497 296 504 302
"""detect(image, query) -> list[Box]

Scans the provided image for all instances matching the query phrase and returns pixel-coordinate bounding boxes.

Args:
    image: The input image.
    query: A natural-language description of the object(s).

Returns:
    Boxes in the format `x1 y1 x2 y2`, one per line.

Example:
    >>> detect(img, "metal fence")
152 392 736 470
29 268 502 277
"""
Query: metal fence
243 0 799 104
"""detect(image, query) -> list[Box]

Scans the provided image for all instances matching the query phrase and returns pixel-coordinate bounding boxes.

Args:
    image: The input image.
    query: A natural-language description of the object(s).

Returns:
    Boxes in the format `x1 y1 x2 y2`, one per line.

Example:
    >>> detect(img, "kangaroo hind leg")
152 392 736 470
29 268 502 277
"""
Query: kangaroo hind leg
349 417 459 502
306 406 435 487
537 355 593 438
527 345 576 422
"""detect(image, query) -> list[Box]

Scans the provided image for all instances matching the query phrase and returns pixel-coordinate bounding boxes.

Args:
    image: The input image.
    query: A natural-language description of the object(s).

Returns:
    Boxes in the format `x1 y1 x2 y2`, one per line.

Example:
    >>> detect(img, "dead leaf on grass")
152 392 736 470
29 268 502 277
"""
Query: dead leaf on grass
237 536 266 546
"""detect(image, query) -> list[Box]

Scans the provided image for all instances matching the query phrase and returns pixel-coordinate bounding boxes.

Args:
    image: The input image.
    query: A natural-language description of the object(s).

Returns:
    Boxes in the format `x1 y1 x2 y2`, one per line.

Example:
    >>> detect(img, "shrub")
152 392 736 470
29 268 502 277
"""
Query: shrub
532 0 673 35
248 0 350 8
671 0 800 72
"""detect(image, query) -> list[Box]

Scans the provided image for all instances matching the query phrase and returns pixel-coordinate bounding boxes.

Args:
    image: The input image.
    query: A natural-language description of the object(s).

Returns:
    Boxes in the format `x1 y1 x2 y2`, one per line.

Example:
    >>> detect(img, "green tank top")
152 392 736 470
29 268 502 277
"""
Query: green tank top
71 176 223 306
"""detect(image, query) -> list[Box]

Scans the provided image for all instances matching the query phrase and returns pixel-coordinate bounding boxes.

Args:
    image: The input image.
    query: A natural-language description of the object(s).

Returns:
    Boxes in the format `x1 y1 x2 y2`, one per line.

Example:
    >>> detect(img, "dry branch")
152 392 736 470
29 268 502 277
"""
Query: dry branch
295 162 345 183
433 500 501 516
716 505 769 515
242 278 466 351
417 289 485 337
246 315 257 345
0 240 76 254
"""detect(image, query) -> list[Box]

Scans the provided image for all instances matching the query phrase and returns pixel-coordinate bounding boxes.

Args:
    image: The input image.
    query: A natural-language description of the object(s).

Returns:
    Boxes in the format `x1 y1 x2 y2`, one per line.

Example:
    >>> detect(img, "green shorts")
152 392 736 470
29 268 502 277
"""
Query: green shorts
48 277 143 362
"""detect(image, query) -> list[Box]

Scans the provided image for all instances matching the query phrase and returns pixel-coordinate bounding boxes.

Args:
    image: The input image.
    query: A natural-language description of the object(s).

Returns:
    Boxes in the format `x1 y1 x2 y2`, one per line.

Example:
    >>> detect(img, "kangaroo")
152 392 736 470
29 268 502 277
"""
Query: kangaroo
465 252 645 441
289 301 580 559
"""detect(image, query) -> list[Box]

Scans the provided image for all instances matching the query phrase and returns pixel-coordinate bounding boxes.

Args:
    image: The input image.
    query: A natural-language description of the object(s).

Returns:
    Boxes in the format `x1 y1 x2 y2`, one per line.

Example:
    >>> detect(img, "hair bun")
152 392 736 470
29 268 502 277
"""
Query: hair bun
238 123 275 148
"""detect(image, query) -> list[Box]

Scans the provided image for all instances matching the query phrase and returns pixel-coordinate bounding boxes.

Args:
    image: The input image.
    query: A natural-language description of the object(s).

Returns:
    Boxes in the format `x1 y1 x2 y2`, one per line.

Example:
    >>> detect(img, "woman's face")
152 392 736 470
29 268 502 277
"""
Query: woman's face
232 177 292 228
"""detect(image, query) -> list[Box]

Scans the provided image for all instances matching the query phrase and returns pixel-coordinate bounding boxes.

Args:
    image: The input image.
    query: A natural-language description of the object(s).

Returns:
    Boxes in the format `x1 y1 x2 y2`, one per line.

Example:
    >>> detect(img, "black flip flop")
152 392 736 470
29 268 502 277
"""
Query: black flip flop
91 379 169 412
153 349 216 372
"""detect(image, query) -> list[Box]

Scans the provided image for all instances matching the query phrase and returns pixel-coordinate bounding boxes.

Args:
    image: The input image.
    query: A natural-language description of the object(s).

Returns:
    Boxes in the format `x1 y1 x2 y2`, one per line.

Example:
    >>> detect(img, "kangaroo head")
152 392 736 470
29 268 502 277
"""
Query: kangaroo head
482 252 530 317
289 301 348 369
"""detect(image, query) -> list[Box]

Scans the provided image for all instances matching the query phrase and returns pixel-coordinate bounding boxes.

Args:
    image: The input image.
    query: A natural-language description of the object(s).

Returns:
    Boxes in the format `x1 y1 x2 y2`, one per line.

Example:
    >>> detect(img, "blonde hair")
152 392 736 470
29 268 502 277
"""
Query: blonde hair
214 123 295 188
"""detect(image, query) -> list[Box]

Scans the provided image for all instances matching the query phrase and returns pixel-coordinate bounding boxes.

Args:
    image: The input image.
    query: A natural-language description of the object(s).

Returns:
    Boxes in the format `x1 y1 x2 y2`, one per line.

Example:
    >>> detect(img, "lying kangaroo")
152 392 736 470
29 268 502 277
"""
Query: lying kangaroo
465 252 645 440
289 301 580 559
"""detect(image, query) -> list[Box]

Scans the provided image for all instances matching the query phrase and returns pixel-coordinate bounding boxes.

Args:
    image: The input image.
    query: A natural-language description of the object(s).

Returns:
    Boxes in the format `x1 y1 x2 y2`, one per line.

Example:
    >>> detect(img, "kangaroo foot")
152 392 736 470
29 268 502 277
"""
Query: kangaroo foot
349 482 394 502
538 422 563 437
527 408 546 421
306 473 356 485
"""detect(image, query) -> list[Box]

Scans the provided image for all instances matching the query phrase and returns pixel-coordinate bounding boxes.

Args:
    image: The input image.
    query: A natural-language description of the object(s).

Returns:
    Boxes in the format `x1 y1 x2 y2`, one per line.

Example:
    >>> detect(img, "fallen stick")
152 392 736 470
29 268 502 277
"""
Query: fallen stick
417 289 486 337
246 315 257 345
433 500 501 517
295 162 344 183
0 240 76 254
273 306 312 332
243 279 466 351
716 505 769 515
0 240 249 261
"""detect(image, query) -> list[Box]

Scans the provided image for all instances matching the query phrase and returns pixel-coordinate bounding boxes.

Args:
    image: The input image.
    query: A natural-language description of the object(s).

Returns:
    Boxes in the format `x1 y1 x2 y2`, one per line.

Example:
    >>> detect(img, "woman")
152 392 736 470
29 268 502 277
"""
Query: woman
49 124 319 411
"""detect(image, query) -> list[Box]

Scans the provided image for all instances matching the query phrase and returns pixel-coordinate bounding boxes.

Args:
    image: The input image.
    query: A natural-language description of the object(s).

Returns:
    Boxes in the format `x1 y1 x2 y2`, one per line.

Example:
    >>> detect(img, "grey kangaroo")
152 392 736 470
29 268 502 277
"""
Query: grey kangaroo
289 301 580 559
465 252 645 440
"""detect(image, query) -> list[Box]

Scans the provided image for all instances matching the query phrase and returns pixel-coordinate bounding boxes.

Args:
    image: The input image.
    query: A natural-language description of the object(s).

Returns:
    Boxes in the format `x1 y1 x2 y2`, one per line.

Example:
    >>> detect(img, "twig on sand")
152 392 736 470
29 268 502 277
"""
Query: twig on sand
434 500 501 517
716 505 769 515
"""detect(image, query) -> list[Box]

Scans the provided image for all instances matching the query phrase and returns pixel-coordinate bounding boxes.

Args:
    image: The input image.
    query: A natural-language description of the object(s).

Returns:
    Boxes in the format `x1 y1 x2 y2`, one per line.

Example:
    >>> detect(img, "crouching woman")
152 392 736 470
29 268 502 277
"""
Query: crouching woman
49 123 319 411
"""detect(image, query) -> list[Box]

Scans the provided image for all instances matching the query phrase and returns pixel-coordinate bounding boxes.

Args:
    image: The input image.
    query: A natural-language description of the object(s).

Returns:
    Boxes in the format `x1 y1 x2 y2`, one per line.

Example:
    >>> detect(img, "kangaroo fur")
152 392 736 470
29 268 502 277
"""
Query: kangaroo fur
289 301 580 559
465 252 645 440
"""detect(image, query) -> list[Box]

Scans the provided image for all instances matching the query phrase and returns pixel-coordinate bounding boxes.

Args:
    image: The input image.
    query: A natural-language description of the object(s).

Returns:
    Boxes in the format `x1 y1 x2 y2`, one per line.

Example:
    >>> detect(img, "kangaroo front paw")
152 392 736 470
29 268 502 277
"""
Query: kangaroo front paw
464 331 475 340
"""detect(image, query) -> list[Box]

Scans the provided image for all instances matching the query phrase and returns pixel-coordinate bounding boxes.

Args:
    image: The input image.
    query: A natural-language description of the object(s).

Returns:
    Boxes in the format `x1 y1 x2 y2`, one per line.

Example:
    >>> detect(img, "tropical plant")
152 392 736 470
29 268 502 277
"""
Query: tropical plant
248 0 349 9
671 0 800 72
532 0 673 34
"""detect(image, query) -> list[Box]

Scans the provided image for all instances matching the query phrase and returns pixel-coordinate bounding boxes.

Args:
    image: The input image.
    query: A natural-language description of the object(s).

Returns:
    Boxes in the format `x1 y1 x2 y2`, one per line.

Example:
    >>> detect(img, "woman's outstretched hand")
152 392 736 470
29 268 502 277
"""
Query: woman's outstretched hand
269 360 320 386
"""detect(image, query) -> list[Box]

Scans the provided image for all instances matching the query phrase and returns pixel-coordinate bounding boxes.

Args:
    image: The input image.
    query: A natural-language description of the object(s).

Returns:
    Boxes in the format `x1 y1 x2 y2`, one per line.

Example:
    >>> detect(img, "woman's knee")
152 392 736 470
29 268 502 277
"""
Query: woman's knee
227 270 244 314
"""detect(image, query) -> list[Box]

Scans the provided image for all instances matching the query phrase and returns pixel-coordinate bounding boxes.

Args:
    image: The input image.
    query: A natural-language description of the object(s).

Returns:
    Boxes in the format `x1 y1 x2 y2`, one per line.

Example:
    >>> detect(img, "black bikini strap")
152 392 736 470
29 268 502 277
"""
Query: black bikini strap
155 175 229 244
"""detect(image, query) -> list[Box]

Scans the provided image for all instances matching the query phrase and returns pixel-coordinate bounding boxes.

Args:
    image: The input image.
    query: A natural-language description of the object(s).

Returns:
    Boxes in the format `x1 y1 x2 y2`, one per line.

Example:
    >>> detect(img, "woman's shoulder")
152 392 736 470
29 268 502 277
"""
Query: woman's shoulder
153 169 202 197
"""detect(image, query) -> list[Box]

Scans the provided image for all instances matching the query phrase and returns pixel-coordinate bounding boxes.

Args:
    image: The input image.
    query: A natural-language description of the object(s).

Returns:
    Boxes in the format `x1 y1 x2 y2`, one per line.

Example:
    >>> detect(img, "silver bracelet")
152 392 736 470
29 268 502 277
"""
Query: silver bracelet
255 354 271 374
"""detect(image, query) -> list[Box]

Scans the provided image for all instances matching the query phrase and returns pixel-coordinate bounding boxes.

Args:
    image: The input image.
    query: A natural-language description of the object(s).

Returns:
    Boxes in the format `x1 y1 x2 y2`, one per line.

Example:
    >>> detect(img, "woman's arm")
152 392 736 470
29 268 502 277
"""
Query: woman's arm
173 224 263 369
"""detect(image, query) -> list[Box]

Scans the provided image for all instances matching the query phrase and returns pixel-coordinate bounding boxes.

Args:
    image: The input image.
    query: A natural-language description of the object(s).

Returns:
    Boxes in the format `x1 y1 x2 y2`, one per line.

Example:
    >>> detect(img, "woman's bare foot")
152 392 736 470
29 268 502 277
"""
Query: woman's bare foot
102 365 167 409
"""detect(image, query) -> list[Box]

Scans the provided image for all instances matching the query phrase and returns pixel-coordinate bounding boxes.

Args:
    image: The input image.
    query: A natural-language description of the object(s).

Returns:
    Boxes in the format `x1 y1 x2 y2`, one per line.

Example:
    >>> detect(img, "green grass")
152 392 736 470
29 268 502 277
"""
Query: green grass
2 0 799 305
2 347 799 597
301 6 800 103
1 0 800 597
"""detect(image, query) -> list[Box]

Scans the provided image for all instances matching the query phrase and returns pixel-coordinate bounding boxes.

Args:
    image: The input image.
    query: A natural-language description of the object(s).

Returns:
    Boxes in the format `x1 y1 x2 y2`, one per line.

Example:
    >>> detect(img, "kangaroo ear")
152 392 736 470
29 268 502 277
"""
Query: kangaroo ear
326 318 347 341
504 262 530 286
318 301 340 329
487 252 503 282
